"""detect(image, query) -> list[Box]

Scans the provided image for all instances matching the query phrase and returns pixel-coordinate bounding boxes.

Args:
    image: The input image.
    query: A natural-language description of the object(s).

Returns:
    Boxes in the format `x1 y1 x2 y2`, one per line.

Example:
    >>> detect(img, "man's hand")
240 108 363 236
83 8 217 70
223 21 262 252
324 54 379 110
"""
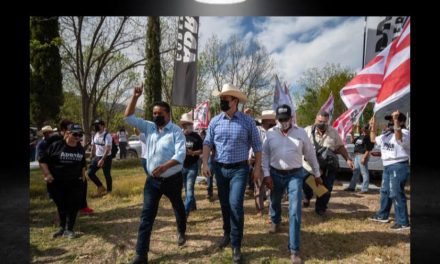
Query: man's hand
369 115 376 131
152 164 168 177
98 159 105 168
392 110 401 122
361 156 367 165
347 159 354 170
263 176 273 191
133 84 143 98
44 174 54 183
315 176 323 186
253 168 262 183
202 162 211 177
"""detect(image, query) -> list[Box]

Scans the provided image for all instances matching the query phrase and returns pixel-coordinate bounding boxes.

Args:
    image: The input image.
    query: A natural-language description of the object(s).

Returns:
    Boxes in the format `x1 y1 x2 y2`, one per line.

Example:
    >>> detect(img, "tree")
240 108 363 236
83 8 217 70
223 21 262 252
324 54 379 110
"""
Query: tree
60 16 145 142
295 64 356 127
30 16 64 128
144 17 162 120
199 34 274 115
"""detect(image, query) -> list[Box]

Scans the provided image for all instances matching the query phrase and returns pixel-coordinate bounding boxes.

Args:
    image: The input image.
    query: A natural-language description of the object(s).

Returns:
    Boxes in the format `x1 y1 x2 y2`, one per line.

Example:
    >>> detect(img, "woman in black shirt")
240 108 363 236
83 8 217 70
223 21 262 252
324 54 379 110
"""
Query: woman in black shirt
39 124 87 239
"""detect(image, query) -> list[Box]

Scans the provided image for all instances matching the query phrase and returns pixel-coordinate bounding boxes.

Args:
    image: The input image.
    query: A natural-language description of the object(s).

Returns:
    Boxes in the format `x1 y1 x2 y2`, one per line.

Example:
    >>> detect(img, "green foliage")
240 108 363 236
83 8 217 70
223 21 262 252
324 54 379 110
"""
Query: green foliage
59 91 82 123
295 64 355 127
30 16 64 128
144 17 162 120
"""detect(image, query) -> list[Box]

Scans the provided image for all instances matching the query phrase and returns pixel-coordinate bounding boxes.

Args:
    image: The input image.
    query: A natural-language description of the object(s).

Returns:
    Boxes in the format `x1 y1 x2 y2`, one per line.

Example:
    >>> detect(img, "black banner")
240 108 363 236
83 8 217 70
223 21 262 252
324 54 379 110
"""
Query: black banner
171 16 199 107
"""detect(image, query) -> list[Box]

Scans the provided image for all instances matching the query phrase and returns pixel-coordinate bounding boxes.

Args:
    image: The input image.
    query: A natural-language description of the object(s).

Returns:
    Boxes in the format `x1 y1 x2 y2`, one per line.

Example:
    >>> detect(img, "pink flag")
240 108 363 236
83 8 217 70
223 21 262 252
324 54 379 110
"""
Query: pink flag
191 101 210 130
340 18 410 114
332 103 368 144
318 92 334 122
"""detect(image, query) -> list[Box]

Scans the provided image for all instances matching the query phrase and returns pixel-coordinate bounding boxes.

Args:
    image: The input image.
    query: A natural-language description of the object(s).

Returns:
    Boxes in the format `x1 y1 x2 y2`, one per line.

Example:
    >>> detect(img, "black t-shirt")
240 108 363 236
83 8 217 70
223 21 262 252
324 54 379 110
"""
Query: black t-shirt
183 132 203 168
39 140 86 181
353 135 374 154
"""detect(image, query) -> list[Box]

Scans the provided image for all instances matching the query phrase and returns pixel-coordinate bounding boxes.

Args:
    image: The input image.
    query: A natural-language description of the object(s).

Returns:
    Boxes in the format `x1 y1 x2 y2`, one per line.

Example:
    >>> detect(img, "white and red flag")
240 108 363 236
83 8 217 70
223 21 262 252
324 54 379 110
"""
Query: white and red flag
190 101 210 130
340 18 410 117
332 103 368 144
318 92 334 122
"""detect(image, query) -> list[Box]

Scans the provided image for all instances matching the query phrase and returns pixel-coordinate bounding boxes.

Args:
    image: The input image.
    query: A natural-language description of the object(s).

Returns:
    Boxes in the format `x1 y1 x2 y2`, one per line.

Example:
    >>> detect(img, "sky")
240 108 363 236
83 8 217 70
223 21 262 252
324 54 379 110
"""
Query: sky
198 16 365 94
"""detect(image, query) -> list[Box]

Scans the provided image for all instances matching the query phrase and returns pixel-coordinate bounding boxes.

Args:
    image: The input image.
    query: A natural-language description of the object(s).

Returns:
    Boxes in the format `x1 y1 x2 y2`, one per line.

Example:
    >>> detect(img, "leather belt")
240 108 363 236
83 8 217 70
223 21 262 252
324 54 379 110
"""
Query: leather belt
216 160 248 169
153 171 182 182
270 166 302 175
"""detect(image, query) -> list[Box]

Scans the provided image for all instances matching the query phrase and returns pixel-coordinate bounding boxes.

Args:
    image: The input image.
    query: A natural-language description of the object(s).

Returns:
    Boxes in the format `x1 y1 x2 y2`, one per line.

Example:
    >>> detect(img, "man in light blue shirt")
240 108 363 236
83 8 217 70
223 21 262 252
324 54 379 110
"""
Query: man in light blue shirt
125 85 187 264
202 84 262 264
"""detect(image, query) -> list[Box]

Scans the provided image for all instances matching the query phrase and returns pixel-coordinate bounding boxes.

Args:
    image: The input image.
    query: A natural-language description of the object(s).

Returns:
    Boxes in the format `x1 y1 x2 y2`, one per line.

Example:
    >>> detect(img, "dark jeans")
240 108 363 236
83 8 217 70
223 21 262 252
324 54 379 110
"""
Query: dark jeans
48 179 83 230
88 156 113 192
303 168 337 212
214 163 249 248
207 160 215 197
141 158 148 175
79 178 88 208
119 142 128 159
135 172 186 255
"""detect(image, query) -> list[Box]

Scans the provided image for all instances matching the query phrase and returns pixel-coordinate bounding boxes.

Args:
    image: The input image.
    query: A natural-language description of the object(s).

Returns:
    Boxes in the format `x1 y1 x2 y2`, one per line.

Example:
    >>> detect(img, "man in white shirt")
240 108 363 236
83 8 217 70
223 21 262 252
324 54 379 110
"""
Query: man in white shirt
117 127 128 159
262 104 322 264
368 111 410 230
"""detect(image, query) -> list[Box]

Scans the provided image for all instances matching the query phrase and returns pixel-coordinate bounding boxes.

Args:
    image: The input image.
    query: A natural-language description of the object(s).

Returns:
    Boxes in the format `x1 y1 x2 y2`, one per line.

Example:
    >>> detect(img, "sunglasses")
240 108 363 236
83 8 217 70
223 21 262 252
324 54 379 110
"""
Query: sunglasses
72 133 83 138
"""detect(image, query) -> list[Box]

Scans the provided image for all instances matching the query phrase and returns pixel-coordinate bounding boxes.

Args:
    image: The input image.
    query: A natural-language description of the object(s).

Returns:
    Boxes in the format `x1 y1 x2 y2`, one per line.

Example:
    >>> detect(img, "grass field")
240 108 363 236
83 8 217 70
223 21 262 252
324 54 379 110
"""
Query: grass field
30 160 410 263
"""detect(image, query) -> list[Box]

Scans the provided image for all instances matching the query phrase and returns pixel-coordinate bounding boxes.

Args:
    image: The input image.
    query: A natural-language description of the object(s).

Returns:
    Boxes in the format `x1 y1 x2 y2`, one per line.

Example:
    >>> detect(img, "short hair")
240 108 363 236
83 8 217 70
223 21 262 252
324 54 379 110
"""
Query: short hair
317 111 330 118
59 119 73 132
153 101 171 113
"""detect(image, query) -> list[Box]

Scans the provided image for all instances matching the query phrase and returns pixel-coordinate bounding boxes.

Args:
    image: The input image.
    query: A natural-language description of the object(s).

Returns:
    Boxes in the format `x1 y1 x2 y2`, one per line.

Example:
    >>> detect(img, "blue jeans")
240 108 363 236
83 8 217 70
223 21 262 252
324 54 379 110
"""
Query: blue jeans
183 162 199 216
348 154 370 191
214 163 249 248
141 158 148 175
135 173 186 255
88 156 113 192
269 168 306 253
376 161 410 226
303 168 337 212
207 160 215 197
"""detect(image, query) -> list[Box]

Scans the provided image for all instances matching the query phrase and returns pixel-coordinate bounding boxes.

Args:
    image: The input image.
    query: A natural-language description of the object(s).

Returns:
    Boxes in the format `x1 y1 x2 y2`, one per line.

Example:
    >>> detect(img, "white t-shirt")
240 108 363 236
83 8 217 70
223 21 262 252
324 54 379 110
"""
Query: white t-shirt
92 130 112 157
118 131 128 142
375 129 410 166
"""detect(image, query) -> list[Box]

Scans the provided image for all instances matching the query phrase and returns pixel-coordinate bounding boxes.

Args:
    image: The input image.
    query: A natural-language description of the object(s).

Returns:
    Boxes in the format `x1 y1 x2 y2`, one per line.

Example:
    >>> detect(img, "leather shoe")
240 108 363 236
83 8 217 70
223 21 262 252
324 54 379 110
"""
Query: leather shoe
232 247 241 263
128 254 148 264
177 232 186 246
218 234 230 249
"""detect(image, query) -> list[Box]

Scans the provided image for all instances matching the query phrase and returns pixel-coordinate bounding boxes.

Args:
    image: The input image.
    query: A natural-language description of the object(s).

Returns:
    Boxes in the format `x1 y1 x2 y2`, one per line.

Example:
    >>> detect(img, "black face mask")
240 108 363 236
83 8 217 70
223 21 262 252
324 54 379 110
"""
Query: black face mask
153 115 165 127
316 123 327 131
384 122 394 133
94 124 100 132
220 100 231 112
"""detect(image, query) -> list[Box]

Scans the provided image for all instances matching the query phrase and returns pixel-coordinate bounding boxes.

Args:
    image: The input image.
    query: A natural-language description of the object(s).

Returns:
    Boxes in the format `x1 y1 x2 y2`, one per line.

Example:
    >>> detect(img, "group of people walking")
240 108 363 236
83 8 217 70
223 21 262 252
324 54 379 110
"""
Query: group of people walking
37 82 410 264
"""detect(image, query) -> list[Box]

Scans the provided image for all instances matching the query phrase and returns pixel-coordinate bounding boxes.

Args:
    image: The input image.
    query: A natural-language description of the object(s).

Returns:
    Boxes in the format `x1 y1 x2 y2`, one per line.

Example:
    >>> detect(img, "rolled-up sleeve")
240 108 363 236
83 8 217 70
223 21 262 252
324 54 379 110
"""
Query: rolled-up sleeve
124 114 152 135
203 118 215 148
262 135 271 177
171 129 187 164
249 122 262 153
302 131 321 178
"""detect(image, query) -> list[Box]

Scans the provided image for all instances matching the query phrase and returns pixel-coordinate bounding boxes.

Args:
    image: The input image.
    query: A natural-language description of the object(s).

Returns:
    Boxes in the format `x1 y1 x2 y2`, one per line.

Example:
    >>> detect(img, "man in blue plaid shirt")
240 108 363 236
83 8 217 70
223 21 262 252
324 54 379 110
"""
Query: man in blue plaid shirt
202 84 262 264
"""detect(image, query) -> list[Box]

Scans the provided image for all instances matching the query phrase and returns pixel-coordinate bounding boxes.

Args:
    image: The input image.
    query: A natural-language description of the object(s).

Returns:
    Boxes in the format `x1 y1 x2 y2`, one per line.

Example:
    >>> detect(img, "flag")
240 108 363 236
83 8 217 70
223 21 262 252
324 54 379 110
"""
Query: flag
171 17 199 107
318 92 334 122
332 103 368 144
340 18 410 118
191 101 210 130
364 16 407 66
272 75 295 121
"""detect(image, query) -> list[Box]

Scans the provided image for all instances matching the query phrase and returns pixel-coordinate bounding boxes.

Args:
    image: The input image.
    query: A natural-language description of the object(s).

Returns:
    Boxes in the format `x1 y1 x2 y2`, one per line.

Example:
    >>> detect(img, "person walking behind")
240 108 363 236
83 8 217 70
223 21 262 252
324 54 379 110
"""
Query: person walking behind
179 113 203 216
368 111 410 230
344 124 374 193
202 84 262 264
262 104 322 264
117 127 128 159
39 124 87 239
125 84 187 264
88 119 113 196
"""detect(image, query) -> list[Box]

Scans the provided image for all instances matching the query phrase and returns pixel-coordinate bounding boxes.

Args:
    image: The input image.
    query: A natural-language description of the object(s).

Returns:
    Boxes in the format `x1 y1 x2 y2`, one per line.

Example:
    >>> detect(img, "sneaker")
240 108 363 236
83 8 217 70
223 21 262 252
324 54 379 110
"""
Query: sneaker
291 252 304 264
52 228 65 238
80 207 94 214
368 214 390 223
390 223 410 231
63 230 76 239
268 223 280 234
343 187 355 192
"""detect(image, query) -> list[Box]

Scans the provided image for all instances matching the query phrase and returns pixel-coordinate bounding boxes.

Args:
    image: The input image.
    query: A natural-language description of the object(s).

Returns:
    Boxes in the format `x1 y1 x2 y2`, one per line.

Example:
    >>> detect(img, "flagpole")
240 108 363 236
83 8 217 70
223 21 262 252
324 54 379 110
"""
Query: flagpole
362 16 367 68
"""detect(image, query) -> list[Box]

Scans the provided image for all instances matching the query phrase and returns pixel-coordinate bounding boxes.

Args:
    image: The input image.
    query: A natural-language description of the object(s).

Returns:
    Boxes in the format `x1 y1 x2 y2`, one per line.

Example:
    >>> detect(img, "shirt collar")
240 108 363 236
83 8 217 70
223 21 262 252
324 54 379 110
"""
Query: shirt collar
220 111 241 120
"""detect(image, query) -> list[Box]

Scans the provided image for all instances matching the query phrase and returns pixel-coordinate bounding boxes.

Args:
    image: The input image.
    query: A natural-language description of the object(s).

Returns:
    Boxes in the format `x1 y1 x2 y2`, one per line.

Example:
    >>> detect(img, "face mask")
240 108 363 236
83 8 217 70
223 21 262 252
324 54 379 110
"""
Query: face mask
316 123 327 131
94 124 100 132
280 121 290 131
153 115 165 127
220 100 231 112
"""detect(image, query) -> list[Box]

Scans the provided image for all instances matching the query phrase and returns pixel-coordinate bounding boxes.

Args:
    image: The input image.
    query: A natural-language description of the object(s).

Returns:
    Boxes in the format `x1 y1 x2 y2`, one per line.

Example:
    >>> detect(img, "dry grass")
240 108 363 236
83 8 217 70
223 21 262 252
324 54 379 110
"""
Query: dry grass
30 162 410 263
